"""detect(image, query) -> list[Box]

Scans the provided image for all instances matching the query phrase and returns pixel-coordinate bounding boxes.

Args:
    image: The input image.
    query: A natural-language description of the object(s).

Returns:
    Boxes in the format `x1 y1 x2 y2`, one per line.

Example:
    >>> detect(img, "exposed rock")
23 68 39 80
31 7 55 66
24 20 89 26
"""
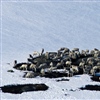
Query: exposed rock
80 85 100 91
7 70 14 73
56 78 69 82
0 84 49 94
41 71 69 78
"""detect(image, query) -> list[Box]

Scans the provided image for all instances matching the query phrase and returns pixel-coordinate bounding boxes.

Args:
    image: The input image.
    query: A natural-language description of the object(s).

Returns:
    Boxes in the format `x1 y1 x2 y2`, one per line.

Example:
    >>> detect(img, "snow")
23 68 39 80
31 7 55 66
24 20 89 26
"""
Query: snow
1 0 100 99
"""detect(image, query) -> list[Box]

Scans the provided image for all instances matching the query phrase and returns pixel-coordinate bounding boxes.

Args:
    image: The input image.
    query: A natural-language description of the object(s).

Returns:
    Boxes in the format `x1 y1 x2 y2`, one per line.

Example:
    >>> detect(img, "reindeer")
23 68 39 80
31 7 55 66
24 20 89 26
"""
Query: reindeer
90 66 100 75
33 51 40 57
48 62 57 72
24 72 35 78
20 64 28 71
40 68 45 76
14 60 17 66
70 65 79 74
29 63 37 72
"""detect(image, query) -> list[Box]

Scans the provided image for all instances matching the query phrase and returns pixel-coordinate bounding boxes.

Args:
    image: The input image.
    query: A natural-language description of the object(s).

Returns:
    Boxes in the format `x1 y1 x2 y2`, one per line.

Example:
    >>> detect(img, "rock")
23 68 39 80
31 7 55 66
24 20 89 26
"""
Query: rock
7 70 14 73
0 84 49 94
80 85 100 91
56 78 69 82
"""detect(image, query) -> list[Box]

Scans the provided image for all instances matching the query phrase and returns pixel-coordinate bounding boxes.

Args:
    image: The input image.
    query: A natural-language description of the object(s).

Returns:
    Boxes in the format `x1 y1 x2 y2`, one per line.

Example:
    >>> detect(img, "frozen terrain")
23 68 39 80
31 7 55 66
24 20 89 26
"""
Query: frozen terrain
1 0 100 99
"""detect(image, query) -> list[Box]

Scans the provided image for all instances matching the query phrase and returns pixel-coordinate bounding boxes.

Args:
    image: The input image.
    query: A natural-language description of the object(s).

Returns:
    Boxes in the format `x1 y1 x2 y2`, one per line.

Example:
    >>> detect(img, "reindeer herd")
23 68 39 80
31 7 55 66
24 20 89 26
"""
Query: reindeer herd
13 48 100 78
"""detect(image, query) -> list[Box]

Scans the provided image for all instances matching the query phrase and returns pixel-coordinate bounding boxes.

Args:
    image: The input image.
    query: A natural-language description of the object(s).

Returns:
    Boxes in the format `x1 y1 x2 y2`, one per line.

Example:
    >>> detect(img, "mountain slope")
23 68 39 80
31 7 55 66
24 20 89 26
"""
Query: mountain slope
1 1 100 99
2 1 100 62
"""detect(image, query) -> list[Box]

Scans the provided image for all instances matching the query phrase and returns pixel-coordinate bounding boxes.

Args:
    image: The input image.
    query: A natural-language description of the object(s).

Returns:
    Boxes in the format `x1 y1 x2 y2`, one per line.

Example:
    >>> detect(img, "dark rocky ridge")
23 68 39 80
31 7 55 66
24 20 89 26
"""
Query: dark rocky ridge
0 84 49 94
80 85 100 91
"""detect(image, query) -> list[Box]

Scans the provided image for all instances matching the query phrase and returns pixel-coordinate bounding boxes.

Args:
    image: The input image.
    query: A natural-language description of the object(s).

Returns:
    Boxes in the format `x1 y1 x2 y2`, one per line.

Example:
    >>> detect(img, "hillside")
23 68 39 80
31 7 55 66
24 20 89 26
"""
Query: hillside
1 0 100 99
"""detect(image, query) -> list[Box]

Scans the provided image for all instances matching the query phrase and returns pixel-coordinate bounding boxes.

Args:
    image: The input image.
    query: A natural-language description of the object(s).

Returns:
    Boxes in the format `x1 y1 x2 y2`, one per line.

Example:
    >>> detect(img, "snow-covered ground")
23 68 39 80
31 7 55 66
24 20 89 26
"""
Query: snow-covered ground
1 64 100 100
1 0 100 99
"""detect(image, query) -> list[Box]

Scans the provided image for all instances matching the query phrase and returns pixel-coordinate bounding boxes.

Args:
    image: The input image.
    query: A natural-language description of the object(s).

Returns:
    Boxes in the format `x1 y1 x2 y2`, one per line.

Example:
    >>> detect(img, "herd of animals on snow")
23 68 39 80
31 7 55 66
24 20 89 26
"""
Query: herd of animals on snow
1 47 100 94
10 47 100 79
